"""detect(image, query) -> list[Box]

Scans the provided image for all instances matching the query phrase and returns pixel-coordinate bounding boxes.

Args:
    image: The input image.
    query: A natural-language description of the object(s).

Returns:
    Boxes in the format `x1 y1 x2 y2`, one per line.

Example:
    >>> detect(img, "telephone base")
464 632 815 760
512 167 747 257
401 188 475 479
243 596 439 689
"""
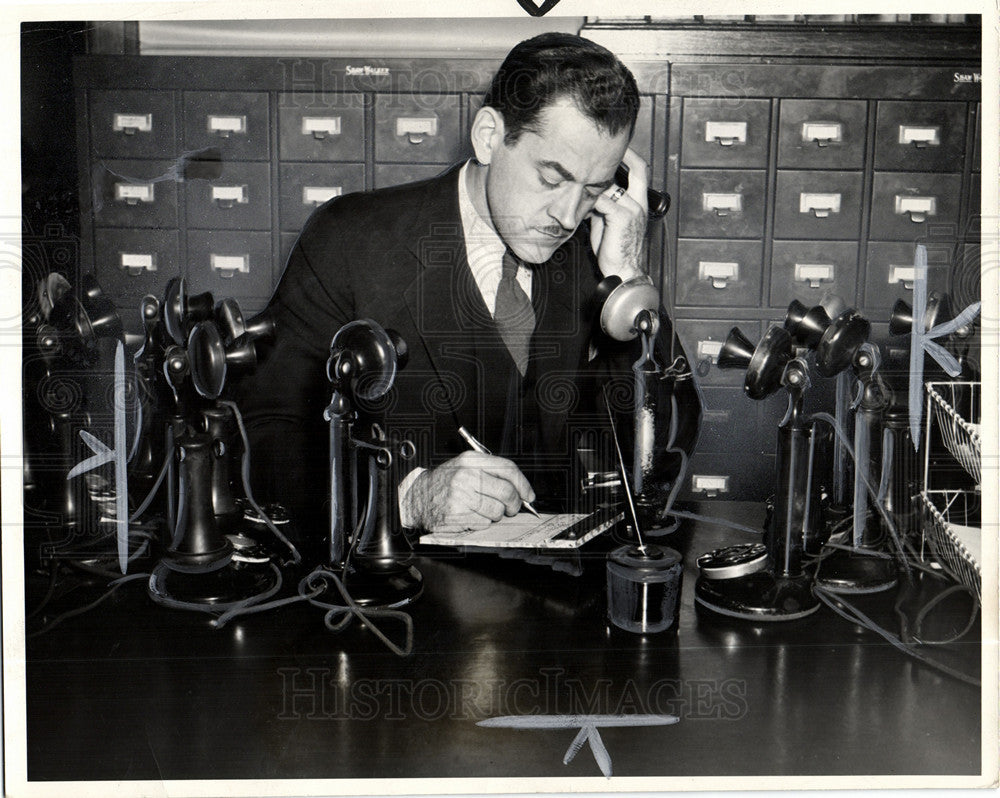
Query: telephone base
694 571 820 622
814 550 898 594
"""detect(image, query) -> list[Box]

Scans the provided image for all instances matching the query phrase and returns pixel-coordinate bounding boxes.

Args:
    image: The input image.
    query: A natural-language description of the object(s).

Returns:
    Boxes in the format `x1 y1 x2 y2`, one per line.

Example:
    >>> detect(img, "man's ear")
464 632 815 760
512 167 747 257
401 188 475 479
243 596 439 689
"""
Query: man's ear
470 106 505 165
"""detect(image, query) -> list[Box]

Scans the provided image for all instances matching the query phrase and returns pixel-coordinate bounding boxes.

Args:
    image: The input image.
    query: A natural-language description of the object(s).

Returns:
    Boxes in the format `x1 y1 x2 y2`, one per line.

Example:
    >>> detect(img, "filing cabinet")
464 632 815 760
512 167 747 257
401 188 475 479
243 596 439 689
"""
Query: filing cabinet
678 169 767 238
680 98 771 167
772 171 863 240
279 163 365 232
682 453 775 503
972 103 981 172
74 32 980 502
93 228 182 309
697 386 764 454
186 230 274 305
91 160 179 229
869 172 963 239
374 94 463 164
184 162 272 231
663 45 979 500
678 319 762 388
374 163 451 189
278 93 366 162
777 99 867 169
89 89 178 159
674 239 763 307
183 91 271 161
873 101 966 172
864 241 953 309
770 241 860 308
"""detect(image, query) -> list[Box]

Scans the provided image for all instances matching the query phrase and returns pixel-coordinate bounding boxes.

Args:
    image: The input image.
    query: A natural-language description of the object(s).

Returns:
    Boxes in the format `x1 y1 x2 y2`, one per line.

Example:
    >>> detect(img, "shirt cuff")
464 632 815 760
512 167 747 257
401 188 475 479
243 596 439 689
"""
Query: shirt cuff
397 466 427 529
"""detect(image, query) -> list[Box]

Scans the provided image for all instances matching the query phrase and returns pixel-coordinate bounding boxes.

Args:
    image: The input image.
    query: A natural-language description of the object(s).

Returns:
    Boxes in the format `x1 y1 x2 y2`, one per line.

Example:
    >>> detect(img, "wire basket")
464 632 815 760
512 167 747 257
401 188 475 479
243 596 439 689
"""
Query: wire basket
925 382 980 485
919 489 981 600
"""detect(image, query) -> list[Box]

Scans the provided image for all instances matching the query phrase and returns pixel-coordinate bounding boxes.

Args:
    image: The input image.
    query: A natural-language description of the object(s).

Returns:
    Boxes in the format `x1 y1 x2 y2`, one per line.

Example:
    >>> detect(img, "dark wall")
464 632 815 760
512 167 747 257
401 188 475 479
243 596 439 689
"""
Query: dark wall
21 22 88 293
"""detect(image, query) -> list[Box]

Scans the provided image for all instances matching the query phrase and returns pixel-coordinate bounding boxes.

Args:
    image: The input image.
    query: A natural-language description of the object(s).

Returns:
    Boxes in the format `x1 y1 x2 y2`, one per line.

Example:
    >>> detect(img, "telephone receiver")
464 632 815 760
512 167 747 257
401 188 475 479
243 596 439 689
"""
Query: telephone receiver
614 163 670 219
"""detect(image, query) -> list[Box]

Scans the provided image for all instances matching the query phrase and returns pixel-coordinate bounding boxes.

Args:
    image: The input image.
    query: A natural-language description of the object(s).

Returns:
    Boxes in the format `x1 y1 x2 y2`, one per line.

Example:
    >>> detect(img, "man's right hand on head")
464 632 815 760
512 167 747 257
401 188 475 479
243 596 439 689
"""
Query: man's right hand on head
401 451 536 533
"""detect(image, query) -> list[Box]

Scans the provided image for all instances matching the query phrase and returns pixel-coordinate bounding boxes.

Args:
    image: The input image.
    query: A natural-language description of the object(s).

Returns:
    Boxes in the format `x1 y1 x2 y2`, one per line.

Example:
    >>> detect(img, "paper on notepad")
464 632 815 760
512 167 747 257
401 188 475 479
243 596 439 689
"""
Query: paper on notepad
420 511 620 550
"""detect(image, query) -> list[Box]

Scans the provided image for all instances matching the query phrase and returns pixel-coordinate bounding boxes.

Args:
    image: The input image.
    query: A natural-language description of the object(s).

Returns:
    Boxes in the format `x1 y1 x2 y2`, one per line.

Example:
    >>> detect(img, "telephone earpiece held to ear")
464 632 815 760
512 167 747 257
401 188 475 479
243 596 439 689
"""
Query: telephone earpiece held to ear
614 163 670 220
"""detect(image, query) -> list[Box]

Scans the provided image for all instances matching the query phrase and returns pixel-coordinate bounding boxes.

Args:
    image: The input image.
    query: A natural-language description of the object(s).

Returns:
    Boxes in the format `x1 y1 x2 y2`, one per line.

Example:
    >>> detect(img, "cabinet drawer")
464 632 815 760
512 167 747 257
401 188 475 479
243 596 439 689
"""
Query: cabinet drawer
679 452 773 502
874 101 967 172
677 319 761 387
972 103 981 172
629 95 656 169
279 163 365 232
864 241 952 310
374 95 463 163
869 172 962 239
278 93 366 162
91 159 178 229
278 232 299 278
675 239 762 307
697 386 763 454
969 172 980 225
777 99 867 169
89 89 177 158
185 162 271 230
93 228 181 309
680 98 770 168
183 91 270 161
773 171 863 240
678 170 766 239
374 163 449 189
186 230 274 303
769 241 859 309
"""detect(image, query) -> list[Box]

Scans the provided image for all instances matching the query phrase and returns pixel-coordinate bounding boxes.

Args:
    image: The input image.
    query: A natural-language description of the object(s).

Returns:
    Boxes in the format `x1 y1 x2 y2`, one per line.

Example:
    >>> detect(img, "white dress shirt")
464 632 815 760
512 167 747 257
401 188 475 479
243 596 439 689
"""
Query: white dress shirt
399 161 532 526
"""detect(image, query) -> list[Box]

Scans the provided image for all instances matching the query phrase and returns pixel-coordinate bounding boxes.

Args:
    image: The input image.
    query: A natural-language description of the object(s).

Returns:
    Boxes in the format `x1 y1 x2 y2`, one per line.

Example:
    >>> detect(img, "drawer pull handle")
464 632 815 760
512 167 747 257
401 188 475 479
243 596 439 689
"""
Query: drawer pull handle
888 265 915 291
898 125 940 149
801 121 842 147
211 185 249 208
303 186 343 206
302 116 342 140
210 254 250 277
114 182 155 205
799 192 842 219
702 193 743 217
704 121 747 147
698 261 740 289
396 117 438 145
691 474 730 497
207 115 247 138
794 263 834 289
119 252 157 276
894 195 937 224
113 113 153 135
697 340 724 365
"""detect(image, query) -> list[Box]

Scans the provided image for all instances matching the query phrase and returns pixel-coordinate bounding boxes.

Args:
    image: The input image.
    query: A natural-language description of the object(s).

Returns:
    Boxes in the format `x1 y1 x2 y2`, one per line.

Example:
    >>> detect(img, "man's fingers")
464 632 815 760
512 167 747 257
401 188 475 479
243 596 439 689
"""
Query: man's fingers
473 471 524 516
468 454 536 504
473 492 508 522
620 147 650 206
592 189 643 220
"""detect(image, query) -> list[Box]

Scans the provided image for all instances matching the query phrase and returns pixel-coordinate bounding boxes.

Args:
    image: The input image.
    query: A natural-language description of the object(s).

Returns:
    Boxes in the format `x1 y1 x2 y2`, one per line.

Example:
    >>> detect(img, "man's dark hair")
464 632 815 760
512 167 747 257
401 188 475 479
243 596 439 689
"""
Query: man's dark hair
483 32 640 144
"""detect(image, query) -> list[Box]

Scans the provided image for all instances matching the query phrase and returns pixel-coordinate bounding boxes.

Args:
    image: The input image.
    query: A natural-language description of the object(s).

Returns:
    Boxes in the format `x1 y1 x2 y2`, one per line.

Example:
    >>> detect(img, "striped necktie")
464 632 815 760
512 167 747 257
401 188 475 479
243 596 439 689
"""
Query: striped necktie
494 248 535 376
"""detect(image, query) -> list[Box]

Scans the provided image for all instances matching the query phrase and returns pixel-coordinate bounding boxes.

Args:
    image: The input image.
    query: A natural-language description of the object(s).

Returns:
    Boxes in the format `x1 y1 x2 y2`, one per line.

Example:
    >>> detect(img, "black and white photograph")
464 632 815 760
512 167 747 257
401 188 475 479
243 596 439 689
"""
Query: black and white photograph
4 4 998 796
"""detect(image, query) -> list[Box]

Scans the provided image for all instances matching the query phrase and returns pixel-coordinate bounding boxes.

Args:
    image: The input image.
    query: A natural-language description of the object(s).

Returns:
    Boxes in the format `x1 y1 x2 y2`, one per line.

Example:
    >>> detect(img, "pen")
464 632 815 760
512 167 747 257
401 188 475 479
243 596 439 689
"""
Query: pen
458 426 540 517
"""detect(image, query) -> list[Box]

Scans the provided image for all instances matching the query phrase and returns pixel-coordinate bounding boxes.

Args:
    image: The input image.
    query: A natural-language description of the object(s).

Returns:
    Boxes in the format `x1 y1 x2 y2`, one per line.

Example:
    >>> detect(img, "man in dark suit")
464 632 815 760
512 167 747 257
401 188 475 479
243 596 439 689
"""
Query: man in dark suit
237 33 699 544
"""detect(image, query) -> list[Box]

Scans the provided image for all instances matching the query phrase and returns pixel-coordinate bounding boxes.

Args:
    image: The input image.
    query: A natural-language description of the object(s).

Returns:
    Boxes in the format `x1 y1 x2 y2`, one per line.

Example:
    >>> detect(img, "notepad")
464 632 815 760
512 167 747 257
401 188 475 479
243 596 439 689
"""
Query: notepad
420 508 623 550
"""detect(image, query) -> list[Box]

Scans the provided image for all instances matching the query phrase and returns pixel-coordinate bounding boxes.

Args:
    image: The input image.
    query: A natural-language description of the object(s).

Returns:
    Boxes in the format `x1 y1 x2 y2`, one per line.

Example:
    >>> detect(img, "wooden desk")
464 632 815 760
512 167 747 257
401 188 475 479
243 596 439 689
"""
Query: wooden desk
23 502 981 784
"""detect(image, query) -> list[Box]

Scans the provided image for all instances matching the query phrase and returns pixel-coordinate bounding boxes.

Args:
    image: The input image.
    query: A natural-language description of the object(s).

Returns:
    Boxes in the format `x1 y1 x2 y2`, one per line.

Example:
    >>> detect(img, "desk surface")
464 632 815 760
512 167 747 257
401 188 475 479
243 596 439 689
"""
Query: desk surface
23 502 982 785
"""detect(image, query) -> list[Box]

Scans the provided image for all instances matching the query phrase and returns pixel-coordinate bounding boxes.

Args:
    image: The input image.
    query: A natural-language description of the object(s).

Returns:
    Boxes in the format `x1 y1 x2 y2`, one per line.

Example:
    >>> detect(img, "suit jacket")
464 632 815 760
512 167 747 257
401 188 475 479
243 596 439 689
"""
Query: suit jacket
234 164 699 544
